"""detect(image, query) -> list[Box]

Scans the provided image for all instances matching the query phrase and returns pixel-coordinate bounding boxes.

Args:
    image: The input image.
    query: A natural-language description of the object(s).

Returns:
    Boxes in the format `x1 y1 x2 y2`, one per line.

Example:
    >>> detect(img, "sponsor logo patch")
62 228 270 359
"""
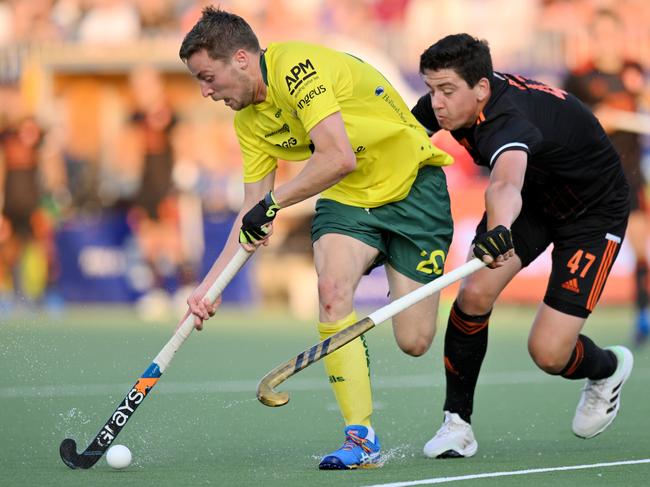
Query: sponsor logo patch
275 137 297 148
285 58 317 95
380 92 408 123
297 84 327 110
264 123 290 138
561 278 580 293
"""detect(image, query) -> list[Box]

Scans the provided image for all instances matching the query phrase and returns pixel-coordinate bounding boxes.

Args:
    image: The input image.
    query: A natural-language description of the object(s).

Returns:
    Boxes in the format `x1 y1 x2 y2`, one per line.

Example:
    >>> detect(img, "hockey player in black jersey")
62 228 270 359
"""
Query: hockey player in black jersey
411 33 634 458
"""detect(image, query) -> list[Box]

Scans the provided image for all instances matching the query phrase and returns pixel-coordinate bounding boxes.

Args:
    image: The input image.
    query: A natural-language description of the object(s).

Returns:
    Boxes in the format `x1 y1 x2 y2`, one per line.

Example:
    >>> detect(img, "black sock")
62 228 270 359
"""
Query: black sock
442 300 490 424
635 259 648 310
559 335 617 380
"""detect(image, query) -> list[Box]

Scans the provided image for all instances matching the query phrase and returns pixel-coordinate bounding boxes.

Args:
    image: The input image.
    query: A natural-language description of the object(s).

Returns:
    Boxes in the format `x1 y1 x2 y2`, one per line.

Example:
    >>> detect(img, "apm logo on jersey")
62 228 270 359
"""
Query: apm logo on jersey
286 58 317 96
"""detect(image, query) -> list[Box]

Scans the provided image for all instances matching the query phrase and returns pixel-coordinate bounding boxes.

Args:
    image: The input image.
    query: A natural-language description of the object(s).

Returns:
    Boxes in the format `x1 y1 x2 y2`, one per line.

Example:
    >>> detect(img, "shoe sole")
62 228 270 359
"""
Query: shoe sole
573 346 633 439
573 415 616 439
318 457 383 470
425 440 478 459
436 450 467 459
438 443 478 459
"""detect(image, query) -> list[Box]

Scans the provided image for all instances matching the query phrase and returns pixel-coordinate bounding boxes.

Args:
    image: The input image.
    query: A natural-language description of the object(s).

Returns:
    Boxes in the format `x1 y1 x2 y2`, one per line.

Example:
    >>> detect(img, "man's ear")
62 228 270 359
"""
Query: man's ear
233 49 249 69
476 77 490 102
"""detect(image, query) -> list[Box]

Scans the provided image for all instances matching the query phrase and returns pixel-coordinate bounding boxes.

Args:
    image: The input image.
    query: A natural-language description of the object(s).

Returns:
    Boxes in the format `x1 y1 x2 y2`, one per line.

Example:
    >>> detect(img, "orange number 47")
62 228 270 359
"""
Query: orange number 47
567 249 596 278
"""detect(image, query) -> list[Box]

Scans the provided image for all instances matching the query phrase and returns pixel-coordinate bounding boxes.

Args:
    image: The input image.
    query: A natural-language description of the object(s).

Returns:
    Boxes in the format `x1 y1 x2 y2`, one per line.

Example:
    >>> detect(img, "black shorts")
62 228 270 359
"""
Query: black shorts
476 184 630 318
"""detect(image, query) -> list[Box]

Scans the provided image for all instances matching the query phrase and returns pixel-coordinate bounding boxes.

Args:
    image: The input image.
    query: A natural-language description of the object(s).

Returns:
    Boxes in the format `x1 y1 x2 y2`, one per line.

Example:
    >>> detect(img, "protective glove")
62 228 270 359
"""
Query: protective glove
472 225 513 261
239 191 281 244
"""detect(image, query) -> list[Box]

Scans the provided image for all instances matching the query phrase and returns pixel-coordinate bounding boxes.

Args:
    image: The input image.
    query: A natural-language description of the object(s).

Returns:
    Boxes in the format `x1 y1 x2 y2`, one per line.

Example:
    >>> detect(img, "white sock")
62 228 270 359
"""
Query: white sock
364 425 376 443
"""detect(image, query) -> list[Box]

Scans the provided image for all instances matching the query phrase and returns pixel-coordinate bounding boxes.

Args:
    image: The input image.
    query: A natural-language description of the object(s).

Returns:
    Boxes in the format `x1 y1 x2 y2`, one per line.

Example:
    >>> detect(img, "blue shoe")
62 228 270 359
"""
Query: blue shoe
634 309 649 347
318 425 382 470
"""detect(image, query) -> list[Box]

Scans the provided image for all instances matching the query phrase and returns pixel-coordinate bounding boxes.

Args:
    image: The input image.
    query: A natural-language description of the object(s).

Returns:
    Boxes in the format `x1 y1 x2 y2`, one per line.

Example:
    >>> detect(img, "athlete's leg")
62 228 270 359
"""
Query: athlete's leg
528 304 631 438
423 251 520 459
314 233 383 469
385 264 440 357
538 207 632 438
379 165 452 356
528 306 612 377
444 251 522 422
314 232 379 425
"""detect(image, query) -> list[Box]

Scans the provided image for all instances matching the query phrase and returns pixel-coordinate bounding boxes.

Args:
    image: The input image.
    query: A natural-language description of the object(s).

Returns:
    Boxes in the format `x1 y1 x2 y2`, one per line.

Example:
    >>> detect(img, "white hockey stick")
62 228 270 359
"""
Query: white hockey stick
257 257 486 407
61 247 252 469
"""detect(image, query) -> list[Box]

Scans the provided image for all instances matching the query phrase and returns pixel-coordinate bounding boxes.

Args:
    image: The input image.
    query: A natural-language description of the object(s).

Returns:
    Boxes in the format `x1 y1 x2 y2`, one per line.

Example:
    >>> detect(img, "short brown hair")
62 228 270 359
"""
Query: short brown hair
420 34 492 88
179 6 260 62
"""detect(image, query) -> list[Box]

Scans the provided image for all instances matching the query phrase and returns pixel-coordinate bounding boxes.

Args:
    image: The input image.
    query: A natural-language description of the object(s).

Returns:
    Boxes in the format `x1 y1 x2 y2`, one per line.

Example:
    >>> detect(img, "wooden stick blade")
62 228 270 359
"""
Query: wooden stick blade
255 259 485 408
256 380 290 407
256 318 376 407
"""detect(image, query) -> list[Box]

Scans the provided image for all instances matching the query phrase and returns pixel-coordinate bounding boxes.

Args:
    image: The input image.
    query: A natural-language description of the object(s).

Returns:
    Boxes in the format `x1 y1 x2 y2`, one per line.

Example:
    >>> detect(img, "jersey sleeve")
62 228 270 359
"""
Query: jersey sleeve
234 114 278 183
411 94 441 135
476 114 541 168
271 49 341 133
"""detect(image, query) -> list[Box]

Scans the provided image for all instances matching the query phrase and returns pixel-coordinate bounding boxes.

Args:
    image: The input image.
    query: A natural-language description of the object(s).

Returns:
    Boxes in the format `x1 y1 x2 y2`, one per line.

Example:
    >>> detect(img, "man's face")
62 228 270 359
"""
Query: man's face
421 68 484 130
185 49 256 111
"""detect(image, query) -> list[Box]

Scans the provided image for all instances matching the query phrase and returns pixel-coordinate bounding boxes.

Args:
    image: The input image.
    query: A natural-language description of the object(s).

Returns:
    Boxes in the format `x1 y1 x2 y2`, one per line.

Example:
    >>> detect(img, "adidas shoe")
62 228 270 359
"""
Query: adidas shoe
572 346 634 439
318 425 382 470
423 411 478 458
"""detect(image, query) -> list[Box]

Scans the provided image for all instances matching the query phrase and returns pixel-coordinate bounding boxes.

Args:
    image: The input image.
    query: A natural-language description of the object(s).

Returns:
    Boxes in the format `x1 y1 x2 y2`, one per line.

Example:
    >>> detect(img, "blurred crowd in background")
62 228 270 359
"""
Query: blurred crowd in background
1 0 649 321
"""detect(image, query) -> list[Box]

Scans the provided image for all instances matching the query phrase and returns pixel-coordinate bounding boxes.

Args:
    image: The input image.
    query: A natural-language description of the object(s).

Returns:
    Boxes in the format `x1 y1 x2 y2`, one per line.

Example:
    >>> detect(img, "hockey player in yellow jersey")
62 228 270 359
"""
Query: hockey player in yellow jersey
180 7 454 469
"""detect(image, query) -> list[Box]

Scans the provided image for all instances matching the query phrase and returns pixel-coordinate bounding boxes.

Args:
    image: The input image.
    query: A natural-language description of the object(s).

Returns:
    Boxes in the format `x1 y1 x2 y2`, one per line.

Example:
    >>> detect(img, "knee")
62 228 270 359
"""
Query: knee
457 281 496 315
398 334 433 357
528 343 568 374
317 275 352 312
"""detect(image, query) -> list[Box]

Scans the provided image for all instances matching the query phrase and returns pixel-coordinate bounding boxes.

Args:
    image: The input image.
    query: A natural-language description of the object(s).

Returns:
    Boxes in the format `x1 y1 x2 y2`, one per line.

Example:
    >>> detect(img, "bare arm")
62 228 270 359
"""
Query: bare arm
195 111 356 325
186 171 275 328
272 111 356 208
473 150 527 268
485 150 527 229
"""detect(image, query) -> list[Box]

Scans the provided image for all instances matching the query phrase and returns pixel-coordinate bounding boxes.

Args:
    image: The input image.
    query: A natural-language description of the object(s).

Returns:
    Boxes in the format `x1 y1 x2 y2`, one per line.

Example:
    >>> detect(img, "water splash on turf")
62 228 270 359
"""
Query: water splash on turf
55 407 93 443
59 408 91 428
308 444 413 465
221 397 257 409
380 444 413 463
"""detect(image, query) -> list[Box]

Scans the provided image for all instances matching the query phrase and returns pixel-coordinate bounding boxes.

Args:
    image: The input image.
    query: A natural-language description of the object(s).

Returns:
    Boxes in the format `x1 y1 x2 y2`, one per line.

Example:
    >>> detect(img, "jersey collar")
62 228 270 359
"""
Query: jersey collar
260 49 268 86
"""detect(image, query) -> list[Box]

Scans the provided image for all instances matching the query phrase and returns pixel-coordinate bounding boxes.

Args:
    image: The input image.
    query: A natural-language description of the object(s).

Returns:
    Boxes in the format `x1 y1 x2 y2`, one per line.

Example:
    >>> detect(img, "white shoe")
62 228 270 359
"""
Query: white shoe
423 411 478 458
572 346 633 439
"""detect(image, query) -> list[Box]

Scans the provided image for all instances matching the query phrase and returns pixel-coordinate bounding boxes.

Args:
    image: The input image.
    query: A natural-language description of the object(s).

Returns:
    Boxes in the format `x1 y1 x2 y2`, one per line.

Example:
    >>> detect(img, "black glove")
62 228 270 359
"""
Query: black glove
239 191 281 244
472 225 513 260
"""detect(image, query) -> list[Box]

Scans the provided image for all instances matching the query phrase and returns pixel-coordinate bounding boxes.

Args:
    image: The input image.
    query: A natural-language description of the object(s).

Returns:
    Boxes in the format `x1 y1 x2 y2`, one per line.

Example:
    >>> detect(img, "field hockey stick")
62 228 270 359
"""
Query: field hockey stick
257 257 485 407
60 247 252 469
